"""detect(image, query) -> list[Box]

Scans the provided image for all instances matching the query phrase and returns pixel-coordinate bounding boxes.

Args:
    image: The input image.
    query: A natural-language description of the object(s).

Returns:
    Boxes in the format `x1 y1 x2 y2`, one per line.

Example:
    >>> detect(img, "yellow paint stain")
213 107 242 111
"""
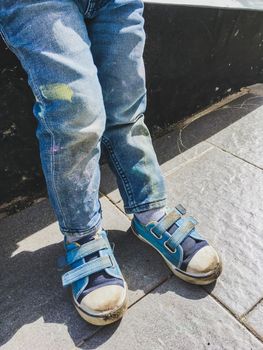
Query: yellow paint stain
40 83 73 102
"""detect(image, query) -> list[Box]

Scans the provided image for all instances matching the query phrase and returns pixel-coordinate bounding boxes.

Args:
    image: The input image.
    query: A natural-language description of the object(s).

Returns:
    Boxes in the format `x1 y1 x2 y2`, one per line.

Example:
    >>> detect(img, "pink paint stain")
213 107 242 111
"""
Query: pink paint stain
50 145 60 154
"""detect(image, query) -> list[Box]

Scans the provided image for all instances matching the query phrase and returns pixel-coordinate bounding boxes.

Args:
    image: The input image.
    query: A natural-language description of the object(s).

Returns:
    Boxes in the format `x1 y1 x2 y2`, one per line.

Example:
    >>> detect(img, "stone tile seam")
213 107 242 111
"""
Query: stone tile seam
163 146 214 177
204 289 263 344
76 327 102 348
205 140 263 171
99 191 131 221
242 320 263 343
241 296 263 318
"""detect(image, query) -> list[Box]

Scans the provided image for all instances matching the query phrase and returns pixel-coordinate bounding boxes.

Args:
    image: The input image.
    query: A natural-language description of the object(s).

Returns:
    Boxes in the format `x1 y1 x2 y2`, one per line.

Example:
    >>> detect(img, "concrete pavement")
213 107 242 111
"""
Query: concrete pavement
1 85 263 349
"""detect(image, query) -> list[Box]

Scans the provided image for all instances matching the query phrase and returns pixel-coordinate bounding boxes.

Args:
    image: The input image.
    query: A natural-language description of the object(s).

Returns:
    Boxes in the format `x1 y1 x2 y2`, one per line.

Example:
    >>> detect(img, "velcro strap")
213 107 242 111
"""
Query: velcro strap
175 204 186 215
151 210 181 238
66 238 108 265
165 221 195 252
62 255 112 287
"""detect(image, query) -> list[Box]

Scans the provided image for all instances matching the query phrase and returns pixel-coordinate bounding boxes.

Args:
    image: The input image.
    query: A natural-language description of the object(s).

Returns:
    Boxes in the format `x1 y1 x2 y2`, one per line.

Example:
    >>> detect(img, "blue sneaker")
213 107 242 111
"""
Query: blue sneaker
59 229 128 325
131 206 222 285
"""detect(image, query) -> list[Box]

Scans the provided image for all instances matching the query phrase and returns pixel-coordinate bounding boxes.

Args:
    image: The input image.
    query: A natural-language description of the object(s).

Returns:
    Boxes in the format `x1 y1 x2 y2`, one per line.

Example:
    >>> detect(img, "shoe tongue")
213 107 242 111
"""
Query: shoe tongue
65 233 98 251
77 234 96 246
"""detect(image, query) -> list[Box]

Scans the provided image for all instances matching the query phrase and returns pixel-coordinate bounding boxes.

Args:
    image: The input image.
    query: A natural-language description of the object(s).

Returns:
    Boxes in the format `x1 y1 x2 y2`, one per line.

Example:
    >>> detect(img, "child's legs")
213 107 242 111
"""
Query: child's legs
0 1 106 238
89 0 167 214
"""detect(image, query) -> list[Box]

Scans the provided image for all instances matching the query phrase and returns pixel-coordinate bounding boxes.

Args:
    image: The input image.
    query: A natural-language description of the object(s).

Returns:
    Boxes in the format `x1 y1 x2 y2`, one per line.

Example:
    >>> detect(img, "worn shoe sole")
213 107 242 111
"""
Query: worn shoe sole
131 226 222 285
74 282 129 326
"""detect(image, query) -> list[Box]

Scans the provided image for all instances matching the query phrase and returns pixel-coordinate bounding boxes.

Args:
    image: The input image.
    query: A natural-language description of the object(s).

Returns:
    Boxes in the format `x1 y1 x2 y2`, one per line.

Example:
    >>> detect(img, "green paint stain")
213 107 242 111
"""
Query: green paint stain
40 83 73 102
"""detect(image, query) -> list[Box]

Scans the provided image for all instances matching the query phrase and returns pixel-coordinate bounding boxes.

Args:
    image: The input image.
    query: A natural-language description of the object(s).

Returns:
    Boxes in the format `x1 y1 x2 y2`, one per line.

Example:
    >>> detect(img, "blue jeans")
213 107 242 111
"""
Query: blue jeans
0 0 166 239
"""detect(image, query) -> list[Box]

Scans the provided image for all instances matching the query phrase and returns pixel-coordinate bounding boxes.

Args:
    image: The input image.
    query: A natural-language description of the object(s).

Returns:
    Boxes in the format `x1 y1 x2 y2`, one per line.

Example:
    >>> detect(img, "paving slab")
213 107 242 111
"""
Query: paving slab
244 300 263 341
0 196 170 349
164 146 263 316
178 92 263 153
208 105 263 169
82 278 262 350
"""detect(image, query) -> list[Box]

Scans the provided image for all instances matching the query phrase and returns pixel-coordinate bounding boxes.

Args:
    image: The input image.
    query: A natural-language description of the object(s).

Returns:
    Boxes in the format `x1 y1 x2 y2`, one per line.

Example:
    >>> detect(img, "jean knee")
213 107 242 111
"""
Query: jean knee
35 82 106 139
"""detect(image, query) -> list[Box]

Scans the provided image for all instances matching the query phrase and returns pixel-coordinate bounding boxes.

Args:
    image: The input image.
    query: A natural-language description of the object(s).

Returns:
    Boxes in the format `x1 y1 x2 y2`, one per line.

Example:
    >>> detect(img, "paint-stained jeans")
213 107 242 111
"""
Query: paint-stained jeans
0 0 166 238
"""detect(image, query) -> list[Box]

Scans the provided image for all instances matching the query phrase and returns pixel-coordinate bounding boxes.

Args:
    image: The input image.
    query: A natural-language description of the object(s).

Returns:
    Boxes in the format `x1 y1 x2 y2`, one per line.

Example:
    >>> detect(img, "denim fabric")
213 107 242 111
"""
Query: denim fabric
0 0 166 238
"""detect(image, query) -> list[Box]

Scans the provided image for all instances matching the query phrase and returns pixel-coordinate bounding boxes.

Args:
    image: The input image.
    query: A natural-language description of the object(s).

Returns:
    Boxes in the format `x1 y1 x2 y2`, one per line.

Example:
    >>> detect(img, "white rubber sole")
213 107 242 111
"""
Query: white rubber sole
74 282 129 326
131 226 222 285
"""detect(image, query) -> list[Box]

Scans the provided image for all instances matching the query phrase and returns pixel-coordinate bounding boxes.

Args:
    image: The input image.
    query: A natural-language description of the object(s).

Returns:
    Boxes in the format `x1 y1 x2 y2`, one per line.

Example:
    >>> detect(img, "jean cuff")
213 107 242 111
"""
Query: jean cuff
124 198 167 214
60 219 102 242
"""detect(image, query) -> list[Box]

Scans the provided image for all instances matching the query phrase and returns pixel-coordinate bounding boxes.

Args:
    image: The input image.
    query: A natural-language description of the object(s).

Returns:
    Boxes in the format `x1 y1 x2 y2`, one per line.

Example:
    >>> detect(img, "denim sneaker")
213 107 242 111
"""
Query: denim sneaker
59 229 128 325
131 206 222 285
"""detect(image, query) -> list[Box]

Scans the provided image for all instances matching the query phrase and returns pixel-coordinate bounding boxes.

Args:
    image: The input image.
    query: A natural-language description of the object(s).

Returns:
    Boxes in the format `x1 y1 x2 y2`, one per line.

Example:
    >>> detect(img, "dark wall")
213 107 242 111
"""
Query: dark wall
0 5 263 214
0 42 43 214
144 5 263 128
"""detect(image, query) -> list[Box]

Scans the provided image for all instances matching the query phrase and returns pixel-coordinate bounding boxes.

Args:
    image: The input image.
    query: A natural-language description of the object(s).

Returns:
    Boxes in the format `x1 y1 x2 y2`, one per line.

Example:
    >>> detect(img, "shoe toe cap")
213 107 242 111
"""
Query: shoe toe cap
80 285 126 313
186 245 220 275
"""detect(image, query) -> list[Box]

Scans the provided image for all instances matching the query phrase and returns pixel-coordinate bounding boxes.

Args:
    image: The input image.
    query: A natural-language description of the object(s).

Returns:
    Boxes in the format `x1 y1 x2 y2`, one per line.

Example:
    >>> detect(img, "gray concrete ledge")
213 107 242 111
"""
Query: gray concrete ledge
144 0 263 11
